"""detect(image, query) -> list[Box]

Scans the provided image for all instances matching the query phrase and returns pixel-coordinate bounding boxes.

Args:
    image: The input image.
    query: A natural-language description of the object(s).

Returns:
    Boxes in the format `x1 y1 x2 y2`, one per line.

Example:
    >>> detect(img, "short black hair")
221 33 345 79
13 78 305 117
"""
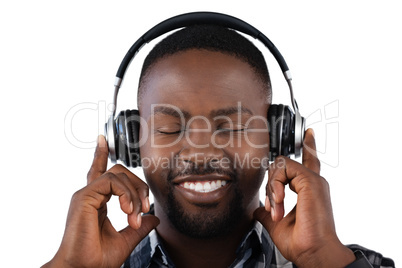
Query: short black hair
138 24 271 106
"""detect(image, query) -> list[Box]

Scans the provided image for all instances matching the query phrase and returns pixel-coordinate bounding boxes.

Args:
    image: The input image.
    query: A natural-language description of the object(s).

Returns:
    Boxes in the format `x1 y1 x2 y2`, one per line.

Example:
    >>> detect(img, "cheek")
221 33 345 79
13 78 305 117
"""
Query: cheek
237 157 266 190
224 130 270 169
140 141 176 202
225 144 268 197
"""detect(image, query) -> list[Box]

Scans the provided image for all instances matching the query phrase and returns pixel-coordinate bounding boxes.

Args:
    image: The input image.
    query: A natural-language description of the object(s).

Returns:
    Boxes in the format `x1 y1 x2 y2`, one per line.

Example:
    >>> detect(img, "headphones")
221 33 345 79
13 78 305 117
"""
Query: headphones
104 12 306 167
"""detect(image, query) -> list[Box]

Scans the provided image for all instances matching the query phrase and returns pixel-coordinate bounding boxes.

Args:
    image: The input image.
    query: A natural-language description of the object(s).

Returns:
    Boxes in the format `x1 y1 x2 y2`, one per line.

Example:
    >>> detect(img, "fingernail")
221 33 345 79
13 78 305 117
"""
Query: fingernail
129 202 134 214
271 206 276 220
310 128 315 138
265 196 269 210
97 135 106 148
137 214 142 227
145 197 150 212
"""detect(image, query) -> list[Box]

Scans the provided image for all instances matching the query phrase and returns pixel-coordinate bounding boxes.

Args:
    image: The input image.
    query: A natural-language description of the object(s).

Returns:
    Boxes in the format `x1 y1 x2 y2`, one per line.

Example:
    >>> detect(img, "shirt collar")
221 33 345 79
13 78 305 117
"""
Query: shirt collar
146 221 273 267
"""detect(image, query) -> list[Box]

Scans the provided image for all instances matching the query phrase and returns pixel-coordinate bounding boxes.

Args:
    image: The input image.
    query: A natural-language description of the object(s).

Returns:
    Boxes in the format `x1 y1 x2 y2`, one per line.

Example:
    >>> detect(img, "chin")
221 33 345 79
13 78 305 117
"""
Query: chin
166 183 245 239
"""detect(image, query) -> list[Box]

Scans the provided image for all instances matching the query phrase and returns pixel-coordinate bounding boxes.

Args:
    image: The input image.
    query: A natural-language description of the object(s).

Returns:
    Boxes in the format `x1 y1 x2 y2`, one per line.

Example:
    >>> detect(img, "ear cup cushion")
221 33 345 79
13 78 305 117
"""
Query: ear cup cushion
116 111 129 166
125 109 141 167
268 104 295 160
268 104 280 160
280 105 295 157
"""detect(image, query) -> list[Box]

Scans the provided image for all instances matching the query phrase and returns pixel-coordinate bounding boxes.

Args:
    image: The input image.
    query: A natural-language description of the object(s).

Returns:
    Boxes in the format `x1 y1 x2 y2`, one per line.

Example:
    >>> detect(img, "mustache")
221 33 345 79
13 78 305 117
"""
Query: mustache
167 159 237 181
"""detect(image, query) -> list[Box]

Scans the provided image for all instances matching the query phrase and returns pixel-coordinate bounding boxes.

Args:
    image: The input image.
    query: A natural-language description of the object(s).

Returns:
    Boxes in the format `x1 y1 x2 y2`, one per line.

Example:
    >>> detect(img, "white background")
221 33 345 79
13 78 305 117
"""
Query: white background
1 1 400 266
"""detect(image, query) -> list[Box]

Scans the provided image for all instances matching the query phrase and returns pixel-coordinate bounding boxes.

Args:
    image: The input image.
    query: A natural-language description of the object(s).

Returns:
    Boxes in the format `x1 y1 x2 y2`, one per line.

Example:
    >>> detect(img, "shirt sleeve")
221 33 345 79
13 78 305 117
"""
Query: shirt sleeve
346 244 395 268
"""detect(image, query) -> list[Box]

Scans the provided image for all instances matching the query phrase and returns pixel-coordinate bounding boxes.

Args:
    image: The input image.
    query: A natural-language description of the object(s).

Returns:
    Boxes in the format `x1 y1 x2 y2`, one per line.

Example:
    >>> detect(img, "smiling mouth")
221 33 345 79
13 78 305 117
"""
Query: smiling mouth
179 180 228 193
172 173 232 201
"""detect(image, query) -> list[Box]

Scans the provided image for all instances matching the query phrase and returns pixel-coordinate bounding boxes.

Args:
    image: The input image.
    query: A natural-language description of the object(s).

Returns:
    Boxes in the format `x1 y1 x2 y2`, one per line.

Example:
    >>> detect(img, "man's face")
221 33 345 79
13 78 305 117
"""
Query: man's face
139 49 270 238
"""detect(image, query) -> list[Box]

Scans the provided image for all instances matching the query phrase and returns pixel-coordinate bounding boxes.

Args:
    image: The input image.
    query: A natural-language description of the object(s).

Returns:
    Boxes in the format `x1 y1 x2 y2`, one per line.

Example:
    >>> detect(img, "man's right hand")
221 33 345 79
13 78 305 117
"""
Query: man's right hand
42 135 159 268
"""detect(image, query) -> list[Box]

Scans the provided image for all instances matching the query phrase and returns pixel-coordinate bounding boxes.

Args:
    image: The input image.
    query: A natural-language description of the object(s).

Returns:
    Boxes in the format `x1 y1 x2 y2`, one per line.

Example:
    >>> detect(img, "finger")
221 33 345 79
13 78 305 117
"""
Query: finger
119 215 160 253
254 205 296 254
254 207 276 233
89 170 147 230
267 159 286 221
86 172 134 216
255 205 297 232
87 135 109 184
111 171 142 218
109 165 150 213
114 172 144 230
269 154 327 214
302 128 320 174
270 156 318 194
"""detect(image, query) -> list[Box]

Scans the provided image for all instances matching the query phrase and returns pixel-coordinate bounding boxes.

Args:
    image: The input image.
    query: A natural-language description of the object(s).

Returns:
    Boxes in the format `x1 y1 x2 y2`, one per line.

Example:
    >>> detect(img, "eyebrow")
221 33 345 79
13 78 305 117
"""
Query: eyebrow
151 104 253 119
152 106 191 119
210 105 253 118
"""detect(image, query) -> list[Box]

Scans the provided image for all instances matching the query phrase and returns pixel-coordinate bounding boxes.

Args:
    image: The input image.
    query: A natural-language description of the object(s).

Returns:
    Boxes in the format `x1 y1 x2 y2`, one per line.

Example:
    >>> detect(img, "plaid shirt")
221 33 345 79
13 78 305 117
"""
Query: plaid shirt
122 211 394 268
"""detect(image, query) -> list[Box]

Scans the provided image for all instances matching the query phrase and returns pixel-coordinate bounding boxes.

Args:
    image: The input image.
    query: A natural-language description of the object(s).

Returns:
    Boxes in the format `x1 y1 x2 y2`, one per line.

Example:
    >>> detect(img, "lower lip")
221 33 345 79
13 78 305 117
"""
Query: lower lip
174 182 232 205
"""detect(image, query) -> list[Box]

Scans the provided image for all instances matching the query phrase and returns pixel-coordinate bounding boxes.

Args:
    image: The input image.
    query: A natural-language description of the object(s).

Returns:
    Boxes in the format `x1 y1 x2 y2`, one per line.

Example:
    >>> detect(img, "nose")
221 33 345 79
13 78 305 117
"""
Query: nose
178 118 224 164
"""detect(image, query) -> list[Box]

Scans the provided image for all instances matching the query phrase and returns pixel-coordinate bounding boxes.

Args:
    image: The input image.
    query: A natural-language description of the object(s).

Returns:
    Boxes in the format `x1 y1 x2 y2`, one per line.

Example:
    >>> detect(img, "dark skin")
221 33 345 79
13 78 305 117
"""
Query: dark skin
43 50 355 268
139 50 269 267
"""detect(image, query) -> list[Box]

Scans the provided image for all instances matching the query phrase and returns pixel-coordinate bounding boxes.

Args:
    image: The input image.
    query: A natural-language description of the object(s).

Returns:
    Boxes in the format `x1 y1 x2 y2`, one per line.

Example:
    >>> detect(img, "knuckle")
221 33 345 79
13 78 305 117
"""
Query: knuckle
320 176 330 190
315 159 321 172
102 171 118 182
86 167 94 180
274 156 287 168
136 199 143 210
136 179 149 191
71 188 85 204
116 171 129 180
122 188 132 200
110 164 126 173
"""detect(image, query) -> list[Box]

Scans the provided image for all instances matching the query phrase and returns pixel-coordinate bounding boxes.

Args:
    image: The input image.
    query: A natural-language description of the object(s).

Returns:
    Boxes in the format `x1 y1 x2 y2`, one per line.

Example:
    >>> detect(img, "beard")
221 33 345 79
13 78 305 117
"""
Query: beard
165 159 245 239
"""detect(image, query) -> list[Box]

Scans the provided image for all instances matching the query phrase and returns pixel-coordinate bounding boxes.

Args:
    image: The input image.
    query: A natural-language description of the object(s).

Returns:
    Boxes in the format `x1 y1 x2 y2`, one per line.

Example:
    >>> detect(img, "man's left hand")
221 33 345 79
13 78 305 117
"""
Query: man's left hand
254 128 356 267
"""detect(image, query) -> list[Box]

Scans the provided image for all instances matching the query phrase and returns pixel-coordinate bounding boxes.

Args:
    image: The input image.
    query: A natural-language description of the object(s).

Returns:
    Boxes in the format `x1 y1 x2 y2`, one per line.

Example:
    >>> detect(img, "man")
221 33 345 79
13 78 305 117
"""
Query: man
43 25 394 267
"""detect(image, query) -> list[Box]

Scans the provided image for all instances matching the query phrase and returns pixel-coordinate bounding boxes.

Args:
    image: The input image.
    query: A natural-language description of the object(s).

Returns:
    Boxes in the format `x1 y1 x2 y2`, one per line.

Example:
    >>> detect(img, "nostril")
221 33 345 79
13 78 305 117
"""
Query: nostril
210 157 220 162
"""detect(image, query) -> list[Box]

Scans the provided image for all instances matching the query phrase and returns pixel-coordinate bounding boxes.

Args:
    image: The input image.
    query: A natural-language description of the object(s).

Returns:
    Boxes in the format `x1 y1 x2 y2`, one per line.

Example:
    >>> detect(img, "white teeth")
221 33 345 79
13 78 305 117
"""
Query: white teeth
204 182 211 192
211 181 216 189
195 183 203 192
181 179 228 193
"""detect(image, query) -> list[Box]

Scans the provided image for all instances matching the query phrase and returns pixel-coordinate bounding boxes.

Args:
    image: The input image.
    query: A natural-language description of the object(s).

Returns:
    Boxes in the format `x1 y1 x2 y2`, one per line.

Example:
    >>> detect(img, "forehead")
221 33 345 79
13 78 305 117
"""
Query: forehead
139 49 268 118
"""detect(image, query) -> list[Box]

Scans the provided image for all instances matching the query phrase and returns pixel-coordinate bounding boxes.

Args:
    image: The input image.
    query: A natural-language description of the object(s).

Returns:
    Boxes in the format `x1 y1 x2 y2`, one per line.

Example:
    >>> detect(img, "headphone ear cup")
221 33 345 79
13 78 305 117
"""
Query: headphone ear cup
124 109 141 167
105 115 118 163
268 104 295 161
115 111 129 166
280 105 295 157
268 104 280 161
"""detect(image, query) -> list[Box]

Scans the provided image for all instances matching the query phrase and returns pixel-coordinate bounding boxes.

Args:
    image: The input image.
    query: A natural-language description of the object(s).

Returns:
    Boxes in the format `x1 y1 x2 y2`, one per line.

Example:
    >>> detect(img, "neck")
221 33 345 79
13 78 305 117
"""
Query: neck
154 198 260 268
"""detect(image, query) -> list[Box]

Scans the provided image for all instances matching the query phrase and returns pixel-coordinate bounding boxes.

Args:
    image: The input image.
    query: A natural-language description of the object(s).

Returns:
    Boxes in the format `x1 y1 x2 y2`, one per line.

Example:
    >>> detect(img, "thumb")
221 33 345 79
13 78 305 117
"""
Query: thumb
87 135 109 184
120 215 160 250
302 128 320 174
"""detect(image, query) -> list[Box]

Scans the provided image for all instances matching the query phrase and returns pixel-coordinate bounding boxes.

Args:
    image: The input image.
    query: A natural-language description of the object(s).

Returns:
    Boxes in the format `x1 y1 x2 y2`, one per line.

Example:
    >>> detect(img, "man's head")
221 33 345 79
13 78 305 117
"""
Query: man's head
138 24 272 108
138 24 271 239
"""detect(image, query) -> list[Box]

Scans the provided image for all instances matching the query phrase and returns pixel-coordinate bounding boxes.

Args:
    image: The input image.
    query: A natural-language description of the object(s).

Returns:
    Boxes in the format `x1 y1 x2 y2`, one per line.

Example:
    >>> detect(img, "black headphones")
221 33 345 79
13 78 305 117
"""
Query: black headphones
104 12 305 167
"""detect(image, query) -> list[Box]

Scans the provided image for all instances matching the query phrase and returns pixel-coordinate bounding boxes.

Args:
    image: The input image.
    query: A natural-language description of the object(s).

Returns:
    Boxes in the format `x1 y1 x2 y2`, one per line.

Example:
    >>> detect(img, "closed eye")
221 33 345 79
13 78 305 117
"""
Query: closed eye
217 128 247 132
217 126 247 132
216 124 247 132
157 129 184 135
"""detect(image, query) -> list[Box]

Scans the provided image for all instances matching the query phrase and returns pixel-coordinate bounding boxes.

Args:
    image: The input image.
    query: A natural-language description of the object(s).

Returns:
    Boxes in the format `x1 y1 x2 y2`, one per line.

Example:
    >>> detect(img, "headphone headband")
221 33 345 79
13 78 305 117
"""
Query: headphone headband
113 11 296 117
116 12 289 81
